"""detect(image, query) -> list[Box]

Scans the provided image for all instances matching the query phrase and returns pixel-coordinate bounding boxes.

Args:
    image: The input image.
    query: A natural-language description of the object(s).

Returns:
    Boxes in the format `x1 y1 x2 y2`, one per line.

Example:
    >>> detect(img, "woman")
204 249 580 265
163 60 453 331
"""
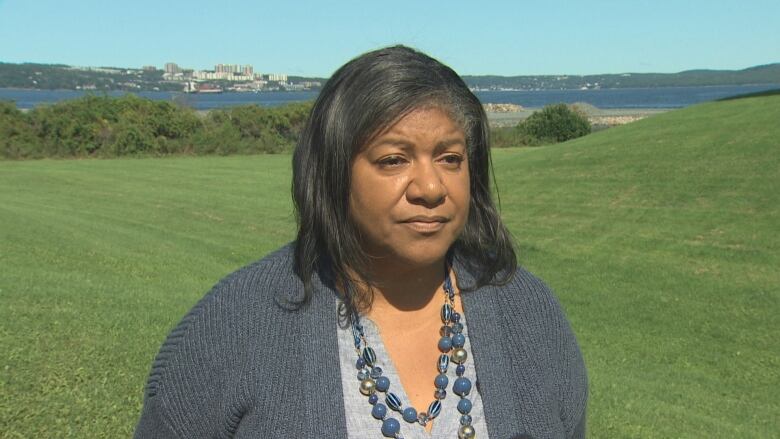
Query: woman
135 46 587 439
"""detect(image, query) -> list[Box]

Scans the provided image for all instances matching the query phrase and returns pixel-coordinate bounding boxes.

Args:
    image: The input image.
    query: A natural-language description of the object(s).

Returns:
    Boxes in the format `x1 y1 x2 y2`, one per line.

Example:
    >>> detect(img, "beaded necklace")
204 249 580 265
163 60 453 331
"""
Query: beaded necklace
350 267 477 439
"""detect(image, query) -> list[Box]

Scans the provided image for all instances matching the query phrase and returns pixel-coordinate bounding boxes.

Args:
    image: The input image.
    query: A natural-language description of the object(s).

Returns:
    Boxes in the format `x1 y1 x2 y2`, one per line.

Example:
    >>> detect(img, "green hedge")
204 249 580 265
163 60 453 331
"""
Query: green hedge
0 94 312 159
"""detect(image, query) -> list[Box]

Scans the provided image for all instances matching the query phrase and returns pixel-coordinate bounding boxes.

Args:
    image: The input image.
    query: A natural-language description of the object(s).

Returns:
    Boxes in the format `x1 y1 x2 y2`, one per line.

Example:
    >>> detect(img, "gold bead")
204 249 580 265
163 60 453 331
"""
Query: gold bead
359 378 376 395
458 424 476 439
451 347 468 364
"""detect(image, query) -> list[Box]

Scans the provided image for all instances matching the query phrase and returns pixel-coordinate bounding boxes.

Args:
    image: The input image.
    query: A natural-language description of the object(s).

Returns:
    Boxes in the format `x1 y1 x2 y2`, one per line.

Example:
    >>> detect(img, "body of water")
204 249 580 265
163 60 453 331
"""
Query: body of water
1 84 778 110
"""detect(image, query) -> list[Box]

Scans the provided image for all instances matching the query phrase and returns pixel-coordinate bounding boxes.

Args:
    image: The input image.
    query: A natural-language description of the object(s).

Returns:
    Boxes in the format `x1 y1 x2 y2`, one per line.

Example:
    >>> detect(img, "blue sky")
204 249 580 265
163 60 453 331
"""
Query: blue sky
0 0 778 77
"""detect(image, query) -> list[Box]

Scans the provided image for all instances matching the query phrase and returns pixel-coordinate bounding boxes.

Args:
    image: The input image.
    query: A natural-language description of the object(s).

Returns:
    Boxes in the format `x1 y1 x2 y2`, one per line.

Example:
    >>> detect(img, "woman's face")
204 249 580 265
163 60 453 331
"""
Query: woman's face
349 106 470 269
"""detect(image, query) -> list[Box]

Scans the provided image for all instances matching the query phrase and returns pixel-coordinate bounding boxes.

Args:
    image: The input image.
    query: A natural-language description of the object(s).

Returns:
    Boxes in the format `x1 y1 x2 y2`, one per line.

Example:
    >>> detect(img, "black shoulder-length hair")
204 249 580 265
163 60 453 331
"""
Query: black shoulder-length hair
292 45 516 314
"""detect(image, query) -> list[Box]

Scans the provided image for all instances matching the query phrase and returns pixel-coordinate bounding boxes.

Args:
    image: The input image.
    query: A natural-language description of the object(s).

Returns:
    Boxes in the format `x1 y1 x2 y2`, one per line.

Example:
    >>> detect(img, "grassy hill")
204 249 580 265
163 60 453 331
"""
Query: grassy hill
1 94 778 437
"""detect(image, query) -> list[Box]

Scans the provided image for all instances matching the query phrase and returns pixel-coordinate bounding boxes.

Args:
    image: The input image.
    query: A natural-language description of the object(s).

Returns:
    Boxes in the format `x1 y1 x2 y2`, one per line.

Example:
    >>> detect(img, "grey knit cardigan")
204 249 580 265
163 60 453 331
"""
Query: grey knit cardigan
134 244 587 438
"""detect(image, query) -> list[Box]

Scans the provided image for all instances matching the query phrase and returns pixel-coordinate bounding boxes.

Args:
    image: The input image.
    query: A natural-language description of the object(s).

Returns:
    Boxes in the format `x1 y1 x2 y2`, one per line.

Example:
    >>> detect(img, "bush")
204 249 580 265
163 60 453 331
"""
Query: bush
517 103 591 145
0 95 313 159
0 101 44 158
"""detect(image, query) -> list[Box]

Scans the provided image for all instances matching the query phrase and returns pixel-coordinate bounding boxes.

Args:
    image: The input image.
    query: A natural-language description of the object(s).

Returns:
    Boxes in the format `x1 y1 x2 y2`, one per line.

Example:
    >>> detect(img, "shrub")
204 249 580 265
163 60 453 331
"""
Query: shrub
1 96 312 159
0 101 43 158
517 103 591 145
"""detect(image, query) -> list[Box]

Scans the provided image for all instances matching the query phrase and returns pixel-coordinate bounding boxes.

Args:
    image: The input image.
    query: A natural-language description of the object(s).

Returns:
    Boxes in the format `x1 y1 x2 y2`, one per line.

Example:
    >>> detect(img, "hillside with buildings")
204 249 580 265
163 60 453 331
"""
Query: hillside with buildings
0 61 323 93
1 61 777 93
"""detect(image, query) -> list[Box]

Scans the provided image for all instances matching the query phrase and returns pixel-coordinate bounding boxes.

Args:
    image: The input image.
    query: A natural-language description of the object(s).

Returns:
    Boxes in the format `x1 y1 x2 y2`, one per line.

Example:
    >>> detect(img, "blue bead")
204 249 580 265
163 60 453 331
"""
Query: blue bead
385 392 402 411
452 312 461 322
357 368 370 381
434 389 446 399
434 373 449 389
356 357 366 369
441 303 453 322
428 399 442 418
369 394 379 405
371 366 383 379
402 407 417 423
452 322 463 334
362 347 377 366
381 418 400 437
457 398 473 414
444 273 453 293
460 414 473 425
456 364 466 376
375 376 390 392
372 403 387 419
453 377 472 396
452 333 466 348
437 354 450 373
438 336 452 352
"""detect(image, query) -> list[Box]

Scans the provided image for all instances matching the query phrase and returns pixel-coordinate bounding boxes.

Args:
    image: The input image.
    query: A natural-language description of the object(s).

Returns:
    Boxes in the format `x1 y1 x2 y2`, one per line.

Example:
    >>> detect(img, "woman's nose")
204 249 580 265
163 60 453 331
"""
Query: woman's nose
406 161 447 206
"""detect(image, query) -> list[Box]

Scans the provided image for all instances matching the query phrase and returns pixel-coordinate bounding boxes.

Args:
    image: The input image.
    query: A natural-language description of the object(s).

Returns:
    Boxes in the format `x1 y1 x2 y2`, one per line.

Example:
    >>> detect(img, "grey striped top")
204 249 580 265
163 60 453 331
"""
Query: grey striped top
337 306 490 439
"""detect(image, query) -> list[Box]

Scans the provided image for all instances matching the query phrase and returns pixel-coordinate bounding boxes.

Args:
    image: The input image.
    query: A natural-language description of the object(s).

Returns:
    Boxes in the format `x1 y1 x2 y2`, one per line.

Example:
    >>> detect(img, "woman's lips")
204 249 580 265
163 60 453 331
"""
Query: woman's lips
401 216 449 233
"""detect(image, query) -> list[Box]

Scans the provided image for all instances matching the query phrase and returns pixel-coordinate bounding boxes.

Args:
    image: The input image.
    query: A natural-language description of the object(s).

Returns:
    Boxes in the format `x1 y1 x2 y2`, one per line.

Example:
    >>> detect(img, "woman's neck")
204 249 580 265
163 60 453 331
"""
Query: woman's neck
364 257 447 321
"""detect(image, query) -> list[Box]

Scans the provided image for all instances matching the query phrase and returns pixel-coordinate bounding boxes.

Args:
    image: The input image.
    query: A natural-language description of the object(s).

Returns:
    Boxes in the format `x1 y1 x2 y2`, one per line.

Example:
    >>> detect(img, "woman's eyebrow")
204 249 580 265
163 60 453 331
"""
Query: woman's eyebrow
370 136 465 151
434 138 466 151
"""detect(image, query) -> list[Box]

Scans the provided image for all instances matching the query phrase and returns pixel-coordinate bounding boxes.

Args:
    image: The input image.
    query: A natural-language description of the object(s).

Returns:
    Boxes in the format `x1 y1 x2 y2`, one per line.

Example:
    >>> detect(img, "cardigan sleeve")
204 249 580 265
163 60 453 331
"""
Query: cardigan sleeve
556 295 588 439
133 275 252 439
134 392 181 438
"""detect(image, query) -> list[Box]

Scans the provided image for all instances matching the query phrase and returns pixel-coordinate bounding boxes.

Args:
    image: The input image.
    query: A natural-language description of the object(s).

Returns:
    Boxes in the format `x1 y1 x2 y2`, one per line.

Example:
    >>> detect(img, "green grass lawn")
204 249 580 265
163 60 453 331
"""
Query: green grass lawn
1 94 778 438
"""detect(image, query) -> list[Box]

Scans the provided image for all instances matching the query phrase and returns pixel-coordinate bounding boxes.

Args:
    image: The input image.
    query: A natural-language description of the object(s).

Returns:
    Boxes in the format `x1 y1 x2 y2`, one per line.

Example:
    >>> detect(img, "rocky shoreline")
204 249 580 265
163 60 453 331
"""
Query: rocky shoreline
484 103 669 127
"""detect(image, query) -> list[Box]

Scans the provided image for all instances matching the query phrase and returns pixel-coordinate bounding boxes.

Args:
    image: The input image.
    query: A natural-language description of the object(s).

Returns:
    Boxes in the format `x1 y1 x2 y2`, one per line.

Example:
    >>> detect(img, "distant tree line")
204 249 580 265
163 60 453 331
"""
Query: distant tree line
3 61 779 92
0 62 182 92
0 95 311 159
463 63 780 90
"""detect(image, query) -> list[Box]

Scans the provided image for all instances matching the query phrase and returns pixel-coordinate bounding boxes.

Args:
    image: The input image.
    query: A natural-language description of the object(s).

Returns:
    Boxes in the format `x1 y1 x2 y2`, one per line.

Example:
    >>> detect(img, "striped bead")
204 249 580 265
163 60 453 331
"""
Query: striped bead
437 354 450 373
441 303 453 322
428 399 442 419
385 392 402 411
362 347 377 366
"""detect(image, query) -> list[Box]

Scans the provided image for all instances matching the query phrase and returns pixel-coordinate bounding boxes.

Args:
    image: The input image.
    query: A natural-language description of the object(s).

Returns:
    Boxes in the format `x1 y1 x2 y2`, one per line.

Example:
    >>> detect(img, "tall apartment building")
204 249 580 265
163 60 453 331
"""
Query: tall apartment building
165 63 181 74
266 73 288 82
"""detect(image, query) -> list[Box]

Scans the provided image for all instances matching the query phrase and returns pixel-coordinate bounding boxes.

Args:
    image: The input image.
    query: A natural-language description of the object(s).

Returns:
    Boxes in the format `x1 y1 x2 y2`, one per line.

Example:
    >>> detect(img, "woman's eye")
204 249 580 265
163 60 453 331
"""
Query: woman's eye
440 154 464 167
378 156 406 167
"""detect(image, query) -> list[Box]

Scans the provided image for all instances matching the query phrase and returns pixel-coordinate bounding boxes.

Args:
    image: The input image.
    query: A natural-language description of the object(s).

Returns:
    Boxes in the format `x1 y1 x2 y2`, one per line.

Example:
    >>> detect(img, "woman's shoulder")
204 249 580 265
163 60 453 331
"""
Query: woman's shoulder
135 243 306 437
458 258 564 316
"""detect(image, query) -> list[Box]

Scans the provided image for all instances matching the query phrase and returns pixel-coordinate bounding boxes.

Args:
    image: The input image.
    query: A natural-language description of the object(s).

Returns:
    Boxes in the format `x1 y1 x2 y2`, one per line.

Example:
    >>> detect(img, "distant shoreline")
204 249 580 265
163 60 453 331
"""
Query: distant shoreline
485 106 670 127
